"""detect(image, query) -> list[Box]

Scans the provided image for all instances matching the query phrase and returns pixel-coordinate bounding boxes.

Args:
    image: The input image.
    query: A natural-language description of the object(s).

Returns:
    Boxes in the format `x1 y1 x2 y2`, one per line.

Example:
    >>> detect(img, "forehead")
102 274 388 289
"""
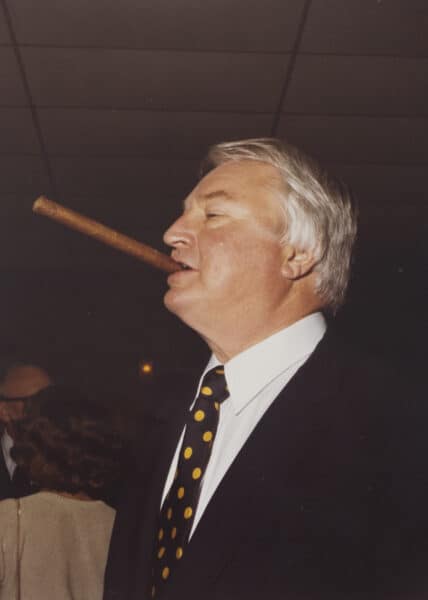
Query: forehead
185 160 284 208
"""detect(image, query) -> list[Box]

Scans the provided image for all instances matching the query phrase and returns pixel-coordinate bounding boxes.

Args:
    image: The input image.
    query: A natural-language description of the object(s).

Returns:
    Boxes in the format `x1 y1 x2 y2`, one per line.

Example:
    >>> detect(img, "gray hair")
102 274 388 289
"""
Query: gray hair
201 138 358 314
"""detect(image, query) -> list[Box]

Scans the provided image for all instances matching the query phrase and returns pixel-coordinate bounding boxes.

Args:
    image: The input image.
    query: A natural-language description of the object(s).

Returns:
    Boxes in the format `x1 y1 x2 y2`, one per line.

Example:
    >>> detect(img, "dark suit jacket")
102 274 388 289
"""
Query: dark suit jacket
104 331 428 600
0 433 34 500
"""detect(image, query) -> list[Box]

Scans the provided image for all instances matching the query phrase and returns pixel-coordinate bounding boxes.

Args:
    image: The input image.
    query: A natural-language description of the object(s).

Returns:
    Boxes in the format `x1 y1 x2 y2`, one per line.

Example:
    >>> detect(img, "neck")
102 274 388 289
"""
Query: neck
204 302 322 363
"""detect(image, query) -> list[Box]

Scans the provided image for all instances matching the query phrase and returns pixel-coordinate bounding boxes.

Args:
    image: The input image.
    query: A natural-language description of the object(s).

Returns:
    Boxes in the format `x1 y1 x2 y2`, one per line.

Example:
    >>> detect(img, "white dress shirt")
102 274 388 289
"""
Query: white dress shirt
1 430 16 478
161 312 327 537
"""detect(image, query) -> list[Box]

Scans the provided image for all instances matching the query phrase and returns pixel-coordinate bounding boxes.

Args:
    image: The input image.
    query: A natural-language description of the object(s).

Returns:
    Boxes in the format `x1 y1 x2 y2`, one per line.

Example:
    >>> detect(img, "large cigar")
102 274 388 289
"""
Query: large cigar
33 196 181 274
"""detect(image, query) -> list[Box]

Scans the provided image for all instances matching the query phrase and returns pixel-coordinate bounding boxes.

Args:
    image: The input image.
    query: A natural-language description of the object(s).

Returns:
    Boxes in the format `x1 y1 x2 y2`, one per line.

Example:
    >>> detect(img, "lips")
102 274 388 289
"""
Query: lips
171 252 196 271
166 255 197 286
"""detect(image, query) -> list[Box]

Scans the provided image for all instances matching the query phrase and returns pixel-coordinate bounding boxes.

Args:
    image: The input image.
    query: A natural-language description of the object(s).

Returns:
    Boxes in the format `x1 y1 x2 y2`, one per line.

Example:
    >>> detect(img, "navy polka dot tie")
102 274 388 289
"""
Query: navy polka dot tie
151 366 229 597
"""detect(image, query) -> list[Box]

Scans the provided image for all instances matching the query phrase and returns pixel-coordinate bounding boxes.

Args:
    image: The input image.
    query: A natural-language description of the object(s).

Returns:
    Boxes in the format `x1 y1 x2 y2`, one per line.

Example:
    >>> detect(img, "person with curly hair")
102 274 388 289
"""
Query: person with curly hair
0 384 126 600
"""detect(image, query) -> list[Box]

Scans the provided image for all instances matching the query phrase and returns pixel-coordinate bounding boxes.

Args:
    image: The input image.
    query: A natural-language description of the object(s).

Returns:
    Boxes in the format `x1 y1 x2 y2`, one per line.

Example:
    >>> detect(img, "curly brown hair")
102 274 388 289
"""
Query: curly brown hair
11 385 127 499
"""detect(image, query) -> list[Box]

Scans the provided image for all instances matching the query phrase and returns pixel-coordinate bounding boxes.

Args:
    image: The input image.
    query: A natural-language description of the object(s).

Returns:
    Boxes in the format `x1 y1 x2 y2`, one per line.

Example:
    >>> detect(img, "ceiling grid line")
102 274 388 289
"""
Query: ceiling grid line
1 0 56 195
2 106 428 120
299 51 428 60
270 0 313 137
1 45 427 61
3 107 427 118
11 156 426 167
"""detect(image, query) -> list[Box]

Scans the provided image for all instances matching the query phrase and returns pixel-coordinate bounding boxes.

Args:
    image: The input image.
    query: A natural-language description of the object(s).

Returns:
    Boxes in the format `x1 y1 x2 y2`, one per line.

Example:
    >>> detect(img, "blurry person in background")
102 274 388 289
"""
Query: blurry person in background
0 384 127 600
0 363 52 500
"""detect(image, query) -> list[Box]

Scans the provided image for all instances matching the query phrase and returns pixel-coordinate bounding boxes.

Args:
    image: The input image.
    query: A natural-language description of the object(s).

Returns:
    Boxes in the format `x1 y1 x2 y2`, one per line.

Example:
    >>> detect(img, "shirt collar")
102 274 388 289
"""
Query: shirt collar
1 429 16 476
203 312 327 415
1 429 13 453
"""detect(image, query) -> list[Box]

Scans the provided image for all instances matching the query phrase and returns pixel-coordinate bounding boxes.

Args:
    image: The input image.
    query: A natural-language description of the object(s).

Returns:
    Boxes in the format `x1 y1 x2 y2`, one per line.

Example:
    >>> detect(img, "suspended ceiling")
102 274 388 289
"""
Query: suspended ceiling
0 0 426 385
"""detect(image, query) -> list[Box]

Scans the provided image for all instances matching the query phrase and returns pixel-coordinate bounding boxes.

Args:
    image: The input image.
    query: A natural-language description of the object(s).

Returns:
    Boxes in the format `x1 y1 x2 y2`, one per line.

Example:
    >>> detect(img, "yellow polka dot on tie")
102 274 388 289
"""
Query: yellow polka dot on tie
167 507 173 520
214 402 220 411
183 446 193 459
162 567 170 580
157 547 165 559
177 486 185 499
151 585 156 597
194 409 205 422
171 527 177 539
192 467 202 480
215 368 224 374
158 528 164 541
184 506 193 519
202 431 213 442
201 386 213 396
176 547 183 560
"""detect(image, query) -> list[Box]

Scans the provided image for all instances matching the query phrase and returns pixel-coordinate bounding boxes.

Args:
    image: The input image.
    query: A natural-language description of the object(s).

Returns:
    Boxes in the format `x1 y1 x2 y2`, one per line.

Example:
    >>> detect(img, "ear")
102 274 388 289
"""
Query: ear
280 244 318 280
0 402 11 422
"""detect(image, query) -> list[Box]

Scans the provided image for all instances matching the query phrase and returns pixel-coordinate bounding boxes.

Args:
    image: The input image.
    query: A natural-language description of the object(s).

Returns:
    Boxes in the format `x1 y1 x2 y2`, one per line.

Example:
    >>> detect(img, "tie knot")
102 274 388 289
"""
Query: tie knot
199 366 228 404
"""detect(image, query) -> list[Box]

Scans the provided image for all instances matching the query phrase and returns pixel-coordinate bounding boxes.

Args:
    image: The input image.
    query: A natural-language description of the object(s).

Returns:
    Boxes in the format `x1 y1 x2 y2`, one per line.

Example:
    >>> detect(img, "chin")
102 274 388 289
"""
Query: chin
163 290 177 314
164 289 207 332
163 288 191 318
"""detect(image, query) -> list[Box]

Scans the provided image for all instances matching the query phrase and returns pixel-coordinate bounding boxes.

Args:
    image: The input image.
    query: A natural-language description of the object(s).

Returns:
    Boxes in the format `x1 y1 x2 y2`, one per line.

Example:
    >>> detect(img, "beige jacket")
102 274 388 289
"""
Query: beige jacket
0 492 115 600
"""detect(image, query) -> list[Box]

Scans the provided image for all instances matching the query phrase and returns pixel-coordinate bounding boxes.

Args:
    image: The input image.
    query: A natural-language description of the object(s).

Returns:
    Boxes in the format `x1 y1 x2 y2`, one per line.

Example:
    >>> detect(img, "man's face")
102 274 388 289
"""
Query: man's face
0 400 26 436
0 365 51 436
163 160 290 340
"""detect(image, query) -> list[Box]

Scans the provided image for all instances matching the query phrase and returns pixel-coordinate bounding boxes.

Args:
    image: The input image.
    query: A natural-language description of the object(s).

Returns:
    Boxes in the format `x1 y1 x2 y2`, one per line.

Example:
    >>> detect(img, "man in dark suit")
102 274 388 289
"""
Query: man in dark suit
104 138 427 599
0 363 52 500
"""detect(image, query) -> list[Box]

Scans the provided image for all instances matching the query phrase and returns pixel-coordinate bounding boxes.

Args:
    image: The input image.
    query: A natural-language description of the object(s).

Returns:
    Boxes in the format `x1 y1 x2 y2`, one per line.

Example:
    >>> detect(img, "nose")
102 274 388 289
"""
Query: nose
163 212 193 249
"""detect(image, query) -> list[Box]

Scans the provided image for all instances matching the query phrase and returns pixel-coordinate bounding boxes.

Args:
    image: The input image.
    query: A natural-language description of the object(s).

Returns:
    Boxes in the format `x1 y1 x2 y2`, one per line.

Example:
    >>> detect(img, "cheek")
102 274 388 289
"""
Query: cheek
201 238 242 285
203 237 281 296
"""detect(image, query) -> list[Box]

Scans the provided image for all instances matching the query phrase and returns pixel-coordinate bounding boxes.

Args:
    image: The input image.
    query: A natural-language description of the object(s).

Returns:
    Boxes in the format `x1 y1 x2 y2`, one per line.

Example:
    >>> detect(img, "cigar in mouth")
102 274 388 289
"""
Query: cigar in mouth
32 196 181 274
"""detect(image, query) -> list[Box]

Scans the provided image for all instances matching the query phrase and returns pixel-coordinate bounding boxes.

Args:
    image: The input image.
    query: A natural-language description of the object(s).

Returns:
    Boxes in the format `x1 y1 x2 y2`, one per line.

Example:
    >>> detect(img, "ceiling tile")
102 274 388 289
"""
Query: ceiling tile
278 116 428 164
0 194 29 217
39 109 273 157
283 55 428 115
23 48 289 112
301 0 428 56
0 47 28 105
0 8 10 43
10 0 304 52
0 155 50 194
0 108 40 153
331 165 427 250
0 214 166 269
51 157 201 228
0 215 53 268
52 157 198 195
331 164 428 212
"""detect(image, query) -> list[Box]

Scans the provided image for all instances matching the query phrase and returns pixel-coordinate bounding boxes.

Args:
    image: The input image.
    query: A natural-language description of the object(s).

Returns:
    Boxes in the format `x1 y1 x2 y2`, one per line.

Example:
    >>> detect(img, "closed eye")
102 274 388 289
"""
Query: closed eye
206 209 227 218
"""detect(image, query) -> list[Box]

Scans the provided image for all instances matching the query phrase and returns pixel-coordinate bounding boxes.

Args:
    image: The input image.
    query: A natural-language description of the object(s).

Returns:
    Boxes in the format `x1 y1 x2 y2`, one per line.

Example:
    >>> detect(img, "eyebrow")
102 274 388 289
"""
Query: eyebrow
201 190 234 201
184 189 234 210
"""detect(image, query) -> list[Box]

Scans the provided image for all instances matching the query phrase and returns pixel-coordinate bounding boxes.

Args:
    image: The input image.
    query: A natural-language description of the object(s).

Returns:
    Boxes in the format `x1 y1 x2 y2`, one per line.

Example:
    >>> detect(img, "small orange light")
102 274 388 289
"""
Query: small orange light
139 361 154 376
